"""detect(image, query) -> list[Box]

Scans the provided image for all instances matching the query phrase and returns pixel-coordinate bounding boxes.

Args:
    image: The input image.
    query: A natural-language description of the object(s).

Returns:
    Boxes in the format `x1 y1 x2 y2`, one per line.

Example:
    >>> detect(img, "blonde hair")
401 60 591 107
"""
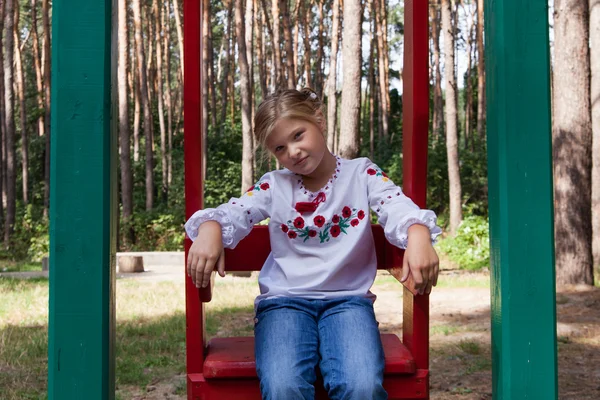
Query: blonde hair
254 88 324 149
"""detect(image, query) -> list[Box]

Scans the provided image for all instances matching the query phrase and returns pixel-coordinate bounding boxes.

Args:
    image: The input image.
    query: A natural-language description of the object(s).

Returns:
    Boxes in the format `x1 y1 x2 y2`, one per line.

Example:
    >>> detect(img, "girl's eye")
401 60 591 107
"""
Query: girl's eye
294 131 304 140
274 146 284 152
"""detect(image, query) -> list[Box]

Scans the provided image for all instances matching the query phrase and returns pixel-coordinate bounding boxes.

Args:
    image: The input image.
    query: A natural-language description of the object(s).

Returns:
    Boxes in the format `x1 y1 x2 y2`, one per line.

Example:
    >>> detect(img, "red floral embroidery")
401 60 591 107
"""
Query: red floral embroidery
330 225 341 237
367 168 377 175
282 207 365 242
367 165 390 181
342 206 352 218
314 215 326 227
246 180 271 195
294 217 305 229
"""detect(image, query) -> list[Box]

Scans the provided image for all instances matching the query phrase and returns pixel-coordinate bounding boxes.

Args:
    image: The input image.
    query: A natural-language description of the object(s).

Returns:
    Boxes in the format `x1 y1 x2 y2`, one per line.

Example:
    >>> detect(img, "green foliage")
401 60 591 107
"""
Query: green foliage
438 215 490 270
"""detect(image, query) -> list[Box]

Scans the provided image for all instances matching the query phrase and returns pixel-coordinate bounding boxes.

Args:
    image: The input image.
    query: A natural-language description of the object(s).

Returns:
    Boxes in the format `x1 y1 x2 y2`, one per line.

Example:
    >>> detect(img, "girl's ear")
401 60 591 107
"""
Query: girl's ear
316 111 326 134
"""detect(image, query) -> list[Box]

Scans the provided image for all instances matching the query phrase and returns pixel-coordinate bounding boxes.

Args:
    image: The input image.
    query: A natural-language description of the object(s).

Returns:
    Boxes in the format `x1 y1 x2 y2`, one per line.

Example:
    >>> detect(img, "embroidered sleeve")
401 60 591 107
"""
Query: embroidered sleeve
184 174 273 249
365 162 442 249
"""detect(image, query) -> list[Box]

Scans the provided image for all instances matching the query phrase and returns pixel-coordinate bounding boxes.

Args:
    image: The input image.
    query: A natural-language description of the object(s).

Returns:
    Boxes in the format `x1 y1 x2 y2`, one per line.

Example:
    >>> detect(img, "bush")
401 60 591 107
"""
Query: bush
438 215 489 270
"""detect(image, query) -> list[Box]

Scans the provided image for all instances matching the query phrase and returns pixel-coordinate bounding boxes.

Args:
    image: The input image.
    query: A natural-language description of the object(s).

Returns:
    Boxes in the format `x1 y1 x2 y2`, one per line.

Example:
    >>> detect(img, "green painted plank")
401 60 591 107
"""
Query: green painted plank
48 1 116 399
485 1 557 399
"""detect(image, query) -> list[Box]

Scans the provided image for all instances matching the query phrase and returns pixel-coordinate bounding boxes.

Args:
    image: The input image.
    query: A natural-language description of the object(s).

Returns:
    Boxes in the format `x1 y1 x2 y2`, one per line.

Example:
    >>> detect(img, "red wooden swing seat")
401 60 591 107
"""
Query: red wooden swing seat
184 1 431 398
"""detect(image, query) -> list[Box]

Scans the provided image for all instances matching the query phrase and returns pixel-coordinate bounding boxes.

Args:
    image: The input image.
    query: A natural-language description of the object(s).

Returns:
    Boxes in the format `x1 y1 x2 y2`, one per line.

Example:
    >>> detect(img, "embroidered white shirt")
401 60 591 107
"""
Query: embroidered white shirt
185 156 442 305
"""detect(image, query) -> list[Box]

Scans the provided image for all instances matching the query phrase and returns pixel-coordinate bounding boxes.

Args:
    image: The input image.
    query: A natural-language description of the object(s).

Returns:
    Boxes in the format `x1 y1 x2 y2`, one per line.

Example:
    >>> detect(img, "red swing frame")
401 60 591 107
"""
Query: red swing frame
184 1 430 398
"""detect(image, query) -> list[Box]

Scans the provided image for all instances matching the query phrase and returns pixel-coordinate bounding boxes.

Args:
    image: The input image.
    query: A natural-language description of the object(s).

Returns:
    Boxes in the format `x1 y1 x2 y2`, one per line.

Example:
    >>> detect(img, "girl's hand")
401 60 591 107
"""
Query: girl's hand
187 221 226 288
401 224 440 295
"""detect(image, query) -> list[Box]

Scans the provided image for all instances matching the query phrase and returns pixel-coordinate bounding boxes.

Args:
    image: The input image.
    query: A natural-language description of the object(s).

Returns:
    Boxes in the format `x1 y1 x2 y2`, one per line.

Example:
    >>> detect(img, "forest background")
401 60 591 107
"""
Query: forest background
0 0 598 285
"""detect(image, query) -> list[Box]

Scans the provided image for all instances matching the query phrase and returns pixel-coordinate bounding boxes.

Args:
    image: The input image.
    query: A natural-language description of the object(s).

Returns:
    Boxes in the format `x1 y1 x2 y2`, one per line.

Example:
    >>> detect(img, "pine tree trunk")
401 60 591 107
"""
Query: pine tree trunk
133 0 154 210
42 0 50 219
464 0 474 148
282 0 295 88
441 0 462 235
164 0 174 186
374 0 388 140
292 1 300 84
14 4 28 205
302 0 312 88
207 15 218 130
315 0 325 94
31 0 44 138
271 0 283 87
202 0 210 180
255 1 268 99
327 0 340 152
152 0 167 202
367 0 375 159
431 0 444 143
0 0 6 230
553 0 593 285
133 57 141 162
4 0 16 242
236 0 254 192
220 0 233 132
118 0 134 243
591 0 600 268
338 0 361 159
173 0 185 83
476 0 485 137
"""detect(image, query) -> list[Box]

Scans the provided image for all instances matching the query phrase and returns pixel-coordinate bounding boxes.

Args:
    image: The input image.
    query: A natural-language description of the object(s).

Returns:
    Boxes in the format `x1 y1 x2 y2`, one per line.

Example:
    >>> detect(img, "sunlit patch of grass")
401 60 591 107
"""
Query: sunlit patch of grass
458 340 481 355
430 324 460 336
0 261 42 273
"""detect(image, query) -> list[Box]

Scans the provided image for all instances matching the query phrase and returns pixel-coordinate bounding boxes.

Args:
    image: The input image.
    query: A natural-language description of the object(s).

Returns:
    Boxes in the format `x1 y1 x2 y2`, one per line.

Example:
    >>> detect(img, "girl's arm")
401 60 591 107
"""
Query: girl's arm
365 161 441 294
184 174 273 287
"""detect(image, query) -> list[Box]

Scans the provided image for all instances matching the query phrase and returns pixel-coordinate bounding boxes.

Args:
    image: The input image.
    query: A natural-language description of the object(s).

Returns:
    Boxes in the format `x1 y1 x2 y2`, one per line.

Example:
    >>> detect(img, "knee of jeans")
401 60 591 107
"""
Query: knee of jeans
330 373 385 399
260 373 309 398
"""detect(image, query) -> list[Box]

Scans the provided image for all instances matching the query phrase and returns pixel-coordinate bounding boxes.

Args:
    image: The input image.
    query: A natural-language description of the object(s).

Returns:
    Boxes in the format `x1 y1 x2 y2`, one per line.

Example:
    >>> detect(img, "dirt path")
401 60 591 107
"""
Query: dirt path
112 269 600 399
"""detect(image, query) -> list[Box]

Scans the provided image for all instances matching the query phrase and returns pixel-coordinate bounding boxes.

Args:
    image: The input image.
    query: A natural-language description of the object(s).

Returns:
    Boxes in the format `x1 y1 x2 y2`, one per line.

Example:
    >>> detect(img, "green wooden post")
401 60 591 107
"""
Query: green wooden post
485 1 557 398
48 1 116 398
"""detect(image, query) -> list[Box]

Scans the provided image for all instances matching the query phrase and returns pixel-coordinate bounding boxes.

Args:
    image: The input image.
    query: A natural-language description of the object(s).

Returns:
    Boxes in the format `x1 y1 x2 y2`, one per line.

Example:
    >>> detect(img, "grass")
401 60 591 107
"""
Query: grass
0 261 42 273
374 270 490 289
0 270 494 399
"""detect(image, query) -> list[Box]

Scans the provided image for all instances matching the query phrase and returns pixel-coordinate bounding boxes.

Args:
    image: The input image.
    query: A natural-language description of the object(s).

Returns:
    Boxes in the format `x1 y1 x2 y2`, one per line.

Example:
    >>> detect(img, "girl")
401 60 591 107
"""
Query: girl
185 88 441 400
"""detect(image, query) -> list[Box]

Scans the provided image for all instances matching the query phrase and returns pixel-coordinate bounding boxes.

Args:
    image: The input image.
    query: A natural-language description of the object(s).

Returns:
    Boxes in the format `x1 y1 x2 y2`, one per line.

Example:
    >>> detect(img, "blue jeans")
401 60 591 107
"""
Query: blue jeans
254 296 388 400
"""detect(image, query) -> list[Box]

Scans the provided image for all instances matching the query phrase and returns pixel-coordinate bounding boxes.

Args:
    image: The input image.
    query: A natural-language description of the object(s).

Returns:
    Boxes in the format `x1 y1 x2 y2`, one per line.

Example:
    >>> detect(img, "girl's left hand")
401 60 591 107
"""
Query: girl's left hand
401 224 440 295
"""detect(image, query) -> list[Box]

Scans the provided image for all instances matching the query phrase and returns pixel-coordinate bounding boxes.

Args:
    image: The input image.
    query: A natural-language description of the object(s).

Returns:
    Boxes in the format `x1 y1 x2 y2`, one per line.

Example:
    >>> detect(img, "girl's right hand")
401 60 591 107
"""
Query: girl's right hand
187 221 226 288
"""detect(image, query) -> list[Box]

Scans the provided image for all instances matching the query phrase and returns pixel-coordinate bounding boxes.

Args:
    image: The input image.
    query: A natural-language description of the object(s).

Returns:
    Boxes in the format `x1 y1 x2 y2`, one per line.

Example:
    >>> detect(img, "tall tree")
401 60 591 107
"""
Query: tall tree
302 0 313 88
592 0 600 267
430 0 444 142
282 0 296 88
153 0 168 201
3 0 16 242
441 0 462 234
475 0 485 137
219 0 233 132
463 0 475 147
164 0 174 186
42 0 50 218
367 0 375 159
270 0 283 87
338 0 361 159
133 0 154 210
255 0 268 99
13 3 28 205
314 0 325 94
31 0 44 138
327 0 340 152
0 0 6 229
235 0 254 191
173 0 184 83
118 0 133 243
553 0 593 284
202 0 210 179
374 0 389 140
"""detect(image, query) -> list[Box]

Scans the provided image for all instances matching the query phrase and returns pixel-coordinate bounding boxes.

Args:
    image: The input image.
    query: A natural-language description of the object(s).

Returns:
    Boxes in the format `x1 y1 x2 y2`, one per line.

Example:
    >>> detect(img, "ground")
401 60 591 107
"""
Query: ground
101 266 600 400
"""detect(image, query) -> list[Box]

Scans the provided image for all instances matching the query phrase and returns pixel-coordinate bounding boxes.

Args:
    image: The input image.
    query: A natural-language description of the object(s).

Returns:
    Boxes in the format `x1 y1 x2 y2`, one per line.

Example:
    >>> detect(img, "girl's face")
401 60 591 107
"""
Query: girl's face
266 117 328 176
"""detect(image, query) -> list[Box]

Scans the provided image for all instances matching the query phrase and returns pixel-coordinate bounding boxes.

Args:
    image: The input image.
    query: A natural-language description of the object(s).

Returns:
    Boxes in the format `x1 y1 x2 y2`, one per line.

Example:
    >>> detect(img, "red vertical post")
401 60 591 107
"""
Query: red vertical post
402 0 430 371
184 0 204 386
